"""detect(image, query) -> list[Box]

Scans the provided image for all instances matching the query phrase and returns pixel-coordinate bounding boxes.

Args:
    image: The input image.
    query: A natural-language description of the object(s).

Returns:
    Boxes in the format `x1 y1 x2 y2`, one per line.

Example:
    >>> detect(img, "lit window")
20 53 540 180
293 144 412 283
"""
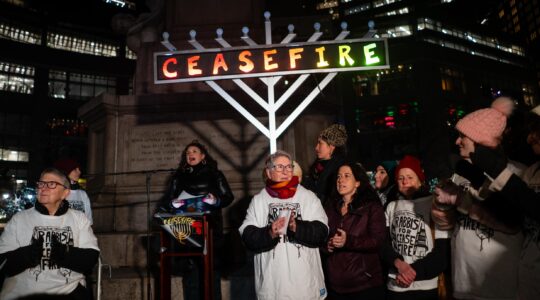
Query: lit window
0 22 41 45
126 46 137 60
0 148 29 162
103 0 136 9
0 61 34 94
47 32 119 57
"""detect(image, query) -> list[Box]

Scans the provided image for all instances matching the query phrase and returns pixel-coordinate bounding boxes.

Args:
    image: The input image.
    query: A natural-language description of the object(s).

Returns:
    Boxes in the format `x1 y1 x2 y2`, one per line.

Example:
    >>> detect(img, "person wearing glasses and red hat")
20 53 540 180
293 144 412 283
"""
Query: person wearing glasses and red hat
0 168 99 300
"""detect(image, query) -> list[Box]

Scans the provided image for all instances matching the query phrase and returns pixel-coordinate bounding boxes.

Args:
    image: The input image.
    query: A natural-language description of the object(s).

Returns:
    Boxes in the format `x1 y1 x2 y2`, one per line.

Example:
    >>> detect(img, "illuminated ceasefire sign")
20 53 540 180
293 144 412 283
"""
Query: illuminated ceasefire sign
154 12 389 153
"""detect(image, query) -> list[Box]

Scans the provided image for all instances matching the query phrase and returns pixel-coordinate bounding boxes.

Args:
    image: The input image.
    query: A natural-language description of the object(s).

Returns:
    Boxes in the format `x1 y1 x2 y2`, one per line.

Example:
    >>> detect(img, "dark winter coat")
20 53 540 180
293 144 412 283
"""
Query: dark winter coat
323 196 387 294
303 155 345 206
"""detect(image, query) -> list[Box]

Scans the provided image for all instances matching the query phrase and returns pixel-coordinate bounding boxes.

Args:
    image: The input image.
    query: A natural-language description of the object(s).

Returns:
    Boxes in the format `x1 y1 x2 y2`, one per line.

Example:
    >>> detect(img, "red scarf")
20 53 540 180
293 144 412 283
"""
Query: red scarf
265 176 299 199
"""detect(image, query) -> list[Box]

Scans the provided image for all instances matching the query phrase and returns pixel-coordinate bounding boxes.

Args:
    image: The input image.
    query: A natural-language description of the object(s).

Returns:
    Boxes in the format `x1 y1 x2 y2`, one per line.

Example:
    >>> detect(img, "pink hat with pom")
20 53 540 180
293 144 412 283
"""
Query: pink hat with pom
455 99 509 148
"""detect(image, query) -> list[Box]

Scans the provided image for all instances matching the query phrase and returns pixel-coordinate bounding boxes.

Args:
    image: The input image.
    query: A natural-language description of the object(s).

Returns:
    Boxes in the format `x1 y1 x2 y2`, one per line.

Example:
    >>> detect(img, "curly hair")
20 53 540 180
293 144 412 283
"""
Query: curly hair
178 140 218 170
330 161 380 209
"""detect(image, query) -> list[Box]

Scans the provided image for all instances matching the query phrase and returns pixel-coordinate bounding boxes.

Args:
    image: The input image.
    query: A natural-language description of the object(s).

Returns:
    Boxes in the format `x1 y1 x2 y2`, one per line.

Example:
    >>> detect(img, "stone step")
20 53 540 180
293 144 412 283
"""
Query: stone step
95 232 158 268
92 266 256 300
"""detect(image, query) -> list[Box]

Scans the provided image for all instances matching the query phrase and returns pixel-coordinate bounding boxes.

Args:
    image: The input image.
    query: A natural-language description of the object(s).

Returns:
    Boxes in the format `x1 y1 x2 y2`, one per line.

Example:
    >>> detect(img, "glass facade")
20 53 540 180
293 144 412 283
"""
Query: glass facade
0 61 34 94
48 70 117 100
417 18 525 56
0 21 41 45
47 32 119 57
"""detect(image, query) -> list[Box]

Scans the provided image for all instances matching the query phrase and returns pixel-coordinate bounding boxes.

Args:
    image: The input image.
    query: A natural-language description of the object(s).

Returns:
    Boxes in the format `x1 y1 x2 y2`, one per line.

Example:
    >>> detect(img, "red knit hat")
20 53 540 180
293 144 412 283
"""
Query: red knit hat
53 158 80 176
455 107 506 148
395 155 425 183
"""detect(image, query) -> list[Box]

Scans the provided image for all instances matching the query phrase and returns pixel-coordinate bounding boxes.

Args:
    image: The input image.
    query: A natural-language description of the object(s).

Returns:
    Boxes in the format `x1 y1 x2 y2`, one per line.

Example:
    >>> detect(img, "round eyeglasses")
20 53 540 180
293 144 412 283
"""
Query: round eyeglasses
272 164 294 172
36 181 68 189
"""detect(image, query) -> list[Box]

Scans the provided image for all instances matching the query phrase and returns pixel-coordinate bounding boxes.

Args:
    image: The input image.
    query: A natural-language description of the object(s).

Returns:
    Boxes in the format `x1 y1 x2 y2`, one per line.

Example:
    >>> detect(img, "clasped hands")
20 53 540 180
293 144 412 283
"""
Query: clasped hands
327 229 346 253
269 213 296 239
393 258 416 288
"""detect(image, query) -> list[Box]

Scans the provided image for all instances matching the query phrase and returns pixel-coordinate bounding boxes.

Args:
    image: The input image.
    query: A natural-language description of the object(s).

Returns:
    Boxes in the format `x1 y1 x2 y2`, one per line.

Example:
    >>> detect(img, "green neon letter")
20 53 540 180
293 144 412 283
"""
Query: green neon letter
315 47 329 67
364 43 380 65
338 45 355 66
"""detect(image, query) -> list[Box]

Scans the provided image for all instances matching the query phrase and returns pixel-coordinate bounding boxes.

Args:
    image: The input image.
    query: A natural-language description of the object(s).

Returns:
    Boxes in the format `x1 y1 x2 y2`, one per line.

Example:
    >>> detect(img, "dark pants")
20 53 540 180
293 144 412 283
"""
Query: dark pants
387 288 438 300
327 285 385 300
182 258 222 300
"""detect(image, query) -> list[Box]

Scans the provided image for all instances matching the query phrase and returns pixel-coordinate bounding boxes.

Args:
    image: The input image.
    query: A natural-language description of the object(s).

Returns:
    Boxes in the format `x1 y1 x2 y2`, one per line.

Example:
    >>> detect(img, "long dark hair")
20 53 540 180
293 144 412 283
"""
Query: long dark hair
178 140 218 170
332 161 380 209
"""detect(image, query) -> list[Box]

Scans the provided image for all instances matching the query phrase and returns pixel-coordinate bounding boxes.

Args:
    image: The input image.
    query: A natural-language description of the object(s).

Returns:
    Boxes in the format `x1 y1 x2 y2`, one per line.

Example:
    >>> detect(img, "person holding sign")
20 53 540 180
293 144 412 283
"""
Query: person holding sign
239 150 328 300
162 140 234 300
381 155 450 300
322 162 386 299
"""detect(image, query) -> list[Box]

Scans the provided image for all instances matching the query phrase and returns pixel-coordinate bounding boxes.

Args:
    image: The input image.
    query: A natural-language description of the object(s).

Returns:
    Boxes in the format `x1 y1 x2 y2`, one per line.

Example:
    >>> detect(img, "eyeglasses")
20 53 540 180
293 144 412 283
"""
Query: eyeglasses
36 181 68 189
272 164 294 172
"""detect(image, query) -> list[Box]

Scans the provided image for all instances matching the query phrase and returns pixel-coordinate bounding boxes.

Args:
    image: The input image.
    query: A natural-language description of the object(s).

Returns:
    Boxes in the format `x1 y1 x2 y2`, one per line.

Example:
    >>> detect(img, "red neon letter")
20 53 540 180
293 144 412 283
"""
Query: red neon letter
187 56 202 76
212 53 229 75
263 49 278 70
315 47 329 67
162 57 178 78
238 50 254 73
288 48 304 69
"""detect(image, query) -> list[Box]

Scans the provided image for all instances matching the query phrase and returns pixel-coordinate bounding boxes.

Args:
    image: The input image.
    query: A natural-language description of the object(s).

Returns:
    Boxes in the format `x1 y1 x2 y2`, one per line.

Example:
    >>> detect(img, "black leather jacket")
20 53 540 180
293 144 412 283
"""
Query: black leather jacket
163 163 234 250
168 163 234 209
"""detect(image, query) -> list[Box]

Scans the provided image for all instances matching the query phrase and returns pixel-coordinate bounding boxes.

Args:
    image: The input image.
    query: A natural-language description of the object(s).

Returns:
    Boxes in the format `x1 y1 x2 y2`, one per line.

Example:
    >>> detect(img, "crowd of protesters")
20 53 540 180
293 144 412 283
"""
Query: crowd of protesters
240 95 540 300
3 94 540 300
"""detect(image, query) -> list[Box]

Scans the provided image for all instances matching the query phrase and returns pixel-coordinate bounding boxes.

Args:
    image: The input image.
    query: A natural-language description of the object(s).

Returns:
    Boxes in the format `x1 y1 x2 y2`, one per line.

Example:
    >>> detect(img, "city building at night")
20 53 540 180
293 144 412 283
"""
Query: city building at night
307 0 539 175
1 0 540 299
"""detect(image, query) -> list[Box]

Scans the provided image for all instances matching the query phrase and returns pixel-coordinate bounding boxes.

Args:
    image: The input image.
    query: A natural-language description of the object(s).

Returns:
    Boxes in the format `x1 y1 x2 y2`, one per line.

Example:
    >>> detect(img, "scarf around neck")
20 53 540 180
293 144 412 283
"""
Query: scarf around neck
265 176 299 199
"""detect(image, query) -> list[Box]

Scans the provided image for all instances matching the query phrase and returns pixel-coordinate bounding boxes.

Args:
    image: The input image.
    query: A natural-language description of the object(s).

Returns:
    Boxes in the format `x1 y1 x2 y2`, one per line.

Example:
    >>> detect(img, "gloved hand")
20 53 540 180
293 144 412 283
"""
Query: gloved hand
455 160 485 189
171 198 186 208
469 144 507 178
434 179 463 207
431 207 456 230
28 235 44 266
49 234 69 264
202 193 218 206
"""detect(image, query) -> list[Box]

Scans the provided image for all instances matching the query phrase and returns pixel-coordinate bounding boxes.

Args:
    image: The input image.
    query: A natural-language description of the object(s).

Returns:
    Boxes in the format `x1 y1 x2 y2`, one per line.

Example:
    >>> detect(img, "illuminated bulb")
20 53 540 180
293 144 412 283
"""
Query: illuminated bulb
242 27 249 37
288 24 294 34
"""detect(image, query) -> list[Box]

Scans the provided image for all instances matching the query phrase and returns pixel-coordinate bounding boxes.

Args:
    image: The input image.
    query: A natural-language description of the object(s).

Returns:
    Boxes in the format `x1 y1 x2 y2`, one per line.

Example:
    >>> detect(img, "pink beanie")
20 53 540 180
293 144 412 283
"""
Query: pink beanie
455 107 506 148
395 155 425 183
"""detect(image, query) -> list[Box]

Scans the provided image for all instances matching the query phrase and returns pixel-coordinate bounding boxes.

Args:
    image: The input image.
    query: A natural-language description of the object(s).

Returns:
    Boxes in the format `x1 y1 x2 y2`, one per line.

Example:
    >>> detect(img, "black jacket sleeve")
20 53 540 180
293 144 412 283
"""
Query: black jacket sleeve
241 225 279 253
57 247 100 274
380 228 402 268
1 245 41 277
215 170 234 209
288 220 328 248
410 238 450 280
499 174 540 223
